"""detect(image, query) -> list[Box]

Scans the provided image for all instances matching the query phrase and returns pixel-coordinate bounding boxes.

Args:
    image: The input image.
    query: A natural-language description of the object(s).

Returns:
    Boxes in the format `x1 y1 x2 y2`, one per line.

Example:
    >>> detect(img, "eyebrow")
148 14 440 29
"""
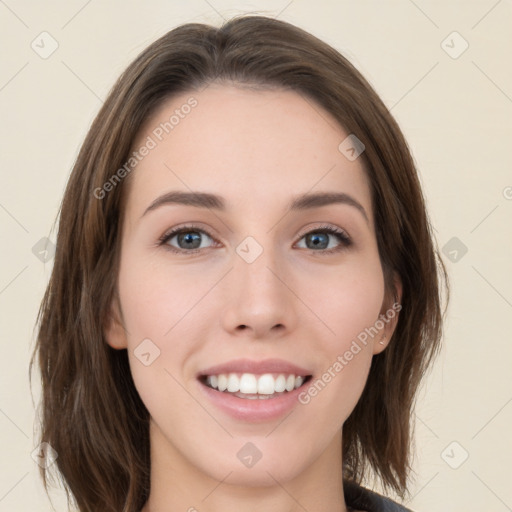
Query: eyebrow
142 190 369 224
289 191 369 224
143 190 224 215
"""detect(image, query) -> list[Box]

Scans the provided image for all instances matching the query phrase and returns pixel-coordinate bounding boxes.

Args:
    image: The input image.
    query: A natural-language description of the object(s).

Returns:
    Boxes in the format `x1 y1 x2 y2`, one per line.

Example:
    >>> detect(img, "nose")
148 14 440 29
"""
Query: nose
220 244 298 340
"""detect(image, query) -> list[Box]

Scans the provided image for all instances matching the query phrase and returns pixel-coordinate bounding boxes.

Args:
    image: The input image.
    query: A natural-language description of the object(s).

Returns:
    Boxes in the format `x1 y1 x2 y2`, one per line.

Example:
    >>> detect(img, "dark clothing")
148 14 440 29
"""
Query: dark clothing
344 480 413 512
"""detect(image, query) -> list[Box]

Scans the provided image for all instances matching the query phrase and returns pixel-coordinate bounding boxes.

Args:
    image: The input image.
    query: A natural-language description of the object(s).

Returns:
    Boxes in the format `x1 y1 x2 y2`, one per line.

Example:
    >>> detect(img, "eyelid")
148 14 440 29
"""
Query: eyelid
158 222 352 254
295 223 350 241
157 223 219 252
294 223 352 253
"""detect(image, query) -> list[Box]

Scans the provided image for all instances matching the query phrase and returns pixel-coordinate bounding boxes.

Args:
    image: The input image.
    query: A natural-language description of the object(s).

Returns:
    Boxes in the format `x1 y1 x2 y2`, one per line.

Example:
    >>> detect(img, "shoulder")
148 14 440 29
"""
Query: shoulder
343 479 414 512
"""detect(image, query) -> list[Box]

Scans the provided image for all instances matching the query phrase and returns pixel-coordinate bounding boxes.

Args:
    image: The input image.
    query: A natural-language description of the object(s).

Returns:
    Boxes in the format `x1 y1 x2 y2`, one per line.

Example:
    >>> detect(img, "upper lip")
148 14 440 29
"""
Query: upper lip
198 358 313 377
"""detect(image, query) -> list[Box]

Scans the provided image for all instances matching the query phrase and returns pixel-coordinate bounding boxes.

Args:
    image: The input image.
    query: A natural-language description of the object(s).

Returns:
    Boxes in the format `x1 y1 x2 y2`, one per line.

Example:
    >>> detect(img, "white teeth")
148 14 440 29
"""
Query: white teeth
239 373 258 394
204 372 308 395
227 374 239 392
274 374 286 392
217 374 228 391
257 374 275 394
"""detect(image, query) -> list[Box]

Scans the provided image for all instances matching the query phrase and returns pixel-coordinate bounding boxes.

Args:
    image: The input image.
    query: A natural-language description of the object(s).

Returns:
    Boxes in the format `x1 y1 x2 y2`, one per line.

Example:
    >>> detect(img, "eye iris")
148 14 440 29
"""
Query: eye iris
178 231 201 249
307 233 328 249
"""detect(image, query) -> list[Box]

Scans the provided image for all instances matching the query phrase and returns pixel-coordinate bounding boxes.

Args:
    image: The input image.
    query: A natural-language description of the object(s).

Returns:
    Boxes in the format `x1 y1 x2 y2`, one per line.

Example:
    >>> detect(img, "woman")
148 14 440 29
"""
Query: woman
31 15 448 512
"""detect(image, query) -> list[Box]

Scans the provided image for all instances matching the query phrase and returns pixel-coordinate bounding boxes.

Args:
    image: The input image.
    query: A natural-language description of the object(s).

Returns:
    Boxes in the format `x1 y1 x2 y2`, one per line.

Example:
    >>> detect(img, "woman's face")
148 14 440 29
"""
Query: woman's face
106 84 400 488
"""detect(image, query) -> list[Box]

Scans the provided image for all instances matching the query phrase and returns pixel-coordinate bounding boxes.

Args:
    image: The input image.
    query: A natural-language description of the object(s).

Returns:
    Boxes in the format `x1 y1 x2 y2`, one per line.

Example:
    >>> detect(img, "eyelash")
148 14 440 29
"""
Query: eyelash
157 223 352 255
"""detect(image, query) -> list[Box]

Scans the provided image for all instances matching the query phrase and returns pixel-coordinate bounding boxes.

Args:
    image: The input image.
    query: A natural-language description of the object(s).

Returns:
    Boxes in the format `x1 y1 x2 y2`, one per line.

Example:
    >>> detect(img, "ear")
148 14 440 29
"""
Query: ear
104 295 128 350
372 273 403 355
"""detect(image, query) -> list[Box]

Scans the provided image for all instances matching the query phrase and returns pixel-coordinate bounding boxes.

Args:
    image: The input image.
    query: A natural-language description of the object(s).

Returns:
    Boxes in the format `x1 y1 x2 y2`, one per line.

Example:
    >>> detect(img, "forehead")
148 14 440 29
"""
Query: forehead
127 84 372 221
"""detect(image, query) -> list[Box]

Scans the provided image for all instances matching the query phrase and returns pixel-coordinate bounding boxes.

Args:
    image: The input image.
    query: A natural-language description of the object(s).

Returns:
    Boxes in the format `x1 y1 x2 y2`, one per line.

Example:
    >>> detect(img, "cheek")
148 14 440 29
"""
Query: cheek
309 256 385 348
294 256 385 419
116 253 219 401
118 252 210 342
117 259 201 432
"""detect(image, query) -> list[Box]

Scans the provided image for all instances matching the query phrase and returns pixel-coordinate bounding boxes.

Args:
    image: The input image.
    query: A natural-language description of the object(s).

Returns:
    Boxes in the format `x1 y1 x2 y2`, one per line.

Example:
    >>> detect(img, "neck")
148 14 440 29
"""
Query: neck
141 419 350 512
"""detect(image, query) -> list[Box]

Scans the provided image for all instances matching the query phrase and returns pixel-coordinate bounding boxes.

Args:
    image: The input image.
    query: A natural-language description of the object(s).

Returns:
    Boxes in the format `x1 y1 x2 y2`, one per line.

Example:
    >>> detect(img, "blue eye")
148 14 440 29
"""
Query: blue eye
158 224 352 254
159 226 216 253
296 225 352 252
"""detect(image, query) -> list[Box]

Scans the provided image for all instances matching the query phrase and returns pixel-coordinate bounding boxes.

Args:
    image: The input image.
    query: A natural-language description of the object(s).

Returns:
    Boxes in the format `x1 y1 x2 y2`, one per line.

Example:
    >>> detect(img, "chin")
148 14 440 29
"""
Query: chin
196 441 309 488
217 463 301 488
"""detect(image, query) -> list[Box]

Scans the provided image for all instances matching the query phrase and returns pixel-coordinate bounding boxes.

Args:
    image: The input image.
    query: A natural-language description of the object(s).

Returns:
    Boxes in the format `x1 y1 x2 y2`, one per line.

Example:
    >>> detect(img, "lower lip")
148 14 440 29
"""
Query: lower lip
198 379 311 422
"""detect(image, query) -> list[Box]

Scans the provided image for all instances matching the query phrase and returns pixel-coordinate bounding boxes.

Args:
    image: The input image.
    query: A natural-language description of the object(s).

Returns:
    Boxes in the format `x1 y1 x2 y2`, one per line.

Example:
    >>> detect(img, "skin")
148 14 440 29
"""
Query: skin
105 83 401 512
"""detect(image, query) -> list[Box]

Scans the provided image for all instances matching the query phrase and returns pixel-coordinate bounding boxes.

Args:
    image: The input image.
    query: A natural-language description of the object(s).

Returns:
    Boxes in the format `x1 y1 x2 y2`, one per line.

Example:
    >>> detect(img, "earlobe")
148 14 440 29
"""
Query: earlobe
104 298 128 350
373 333 390 355
374 334 388 354
373 274 403 355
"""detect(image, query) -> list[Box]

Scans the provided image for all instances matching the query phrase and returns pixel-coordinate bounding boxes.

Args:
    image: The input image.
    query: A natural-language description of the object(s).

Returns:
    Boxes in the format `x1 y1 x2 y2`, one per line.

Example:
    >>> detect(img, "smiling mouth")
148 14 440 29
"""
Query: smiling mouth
198 373 313 399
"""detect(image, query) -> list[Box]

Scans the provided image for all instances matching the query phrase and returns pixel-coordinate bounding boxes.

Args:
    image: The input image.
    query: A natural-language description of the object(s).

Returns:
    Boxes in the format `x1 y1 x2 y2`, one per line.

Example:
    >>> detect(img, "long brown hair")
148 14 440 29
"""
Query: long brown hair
30 14 449 512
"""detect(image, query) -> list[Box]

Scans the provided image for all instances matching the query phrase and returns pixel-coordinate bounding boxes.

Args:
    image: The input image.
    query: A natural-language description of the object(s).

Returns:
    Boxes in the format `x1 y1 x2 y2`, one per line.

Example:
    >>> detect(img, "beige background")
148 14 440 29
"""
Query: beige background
1 1 511 511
